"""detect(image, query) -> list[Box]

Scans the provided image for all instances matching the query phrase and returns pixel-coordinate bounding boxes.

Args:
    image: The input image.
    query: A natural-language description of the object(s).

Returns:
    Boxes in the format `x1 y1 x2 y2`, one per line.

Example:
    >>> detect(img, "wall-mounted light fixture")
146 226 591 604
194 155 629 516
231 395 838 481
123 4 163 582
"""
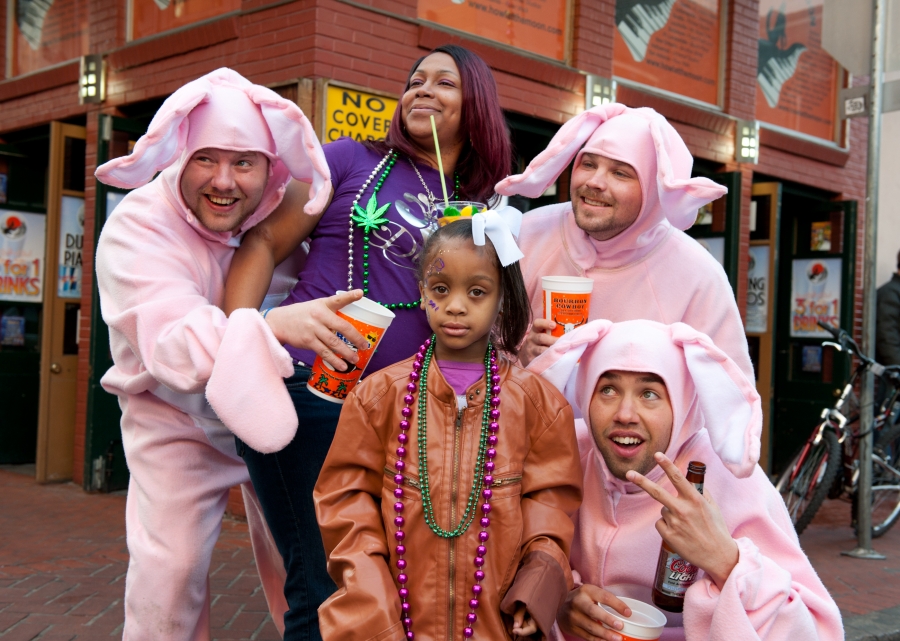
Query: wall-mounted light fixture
79 54 106 105
585 75 616 110
735 119 759 164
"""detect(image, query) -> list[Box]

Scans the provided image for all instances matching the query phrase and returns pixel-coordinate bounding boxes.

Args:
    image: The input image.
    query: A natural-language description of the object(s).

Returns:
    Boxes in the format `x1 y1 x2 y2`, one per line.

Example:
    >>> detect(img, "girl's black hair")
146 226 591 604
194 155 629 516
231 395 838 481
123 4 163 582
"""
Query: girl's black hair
416 219 531 355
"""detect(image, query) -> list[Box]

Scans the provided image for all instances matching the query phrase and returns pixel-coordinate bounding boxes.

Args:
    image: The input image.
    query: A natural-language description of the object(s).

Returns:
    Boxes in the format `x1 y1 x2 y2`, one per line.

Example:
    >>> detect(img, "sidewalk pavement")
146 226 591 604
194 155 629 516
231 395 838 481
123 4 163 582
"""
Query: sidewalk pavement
0 467 279 641
801 496 900 641
1 466 900 641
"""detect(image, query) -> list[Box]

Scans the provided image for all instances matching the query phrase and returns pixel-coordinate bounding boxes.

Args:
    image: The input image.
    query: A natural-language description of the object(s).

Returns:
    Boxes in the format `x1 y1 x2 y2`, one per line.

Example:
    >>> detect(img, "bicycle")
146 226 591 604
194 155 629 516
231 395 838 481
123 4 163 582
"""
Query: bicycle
774 321 900 536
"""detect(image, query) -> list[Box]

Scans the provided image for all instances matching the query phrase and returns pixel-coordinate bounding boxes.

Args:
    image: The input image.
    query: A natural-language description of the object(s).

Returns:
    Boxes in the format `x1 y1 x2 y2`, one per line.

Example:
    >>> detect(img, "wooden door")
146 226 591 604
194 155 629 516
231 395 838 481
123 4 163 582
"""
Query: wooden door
747 182 782 473
35 122 85 482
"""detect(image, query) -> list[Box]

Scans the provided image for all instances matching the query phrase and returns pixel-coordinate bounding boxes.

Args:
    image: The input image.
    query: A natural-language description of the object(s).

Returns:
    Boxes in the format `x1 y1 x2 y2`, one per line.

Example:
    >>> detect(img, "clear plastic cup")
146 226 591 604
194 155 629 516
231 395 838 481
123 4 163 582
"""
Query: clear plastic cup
435 201 486 227
600 596 668 641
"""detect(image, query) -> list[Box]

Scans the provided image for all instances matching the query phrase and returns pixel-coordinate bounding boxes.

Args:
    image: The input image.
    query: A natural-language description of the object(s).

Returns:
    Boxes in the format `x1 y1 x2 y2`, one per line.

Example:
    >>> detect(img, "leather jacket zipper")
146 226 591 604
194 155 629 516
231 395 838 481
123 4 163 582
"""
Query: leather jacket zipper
491 475 523 487
385 466 421 491
448 406 464 641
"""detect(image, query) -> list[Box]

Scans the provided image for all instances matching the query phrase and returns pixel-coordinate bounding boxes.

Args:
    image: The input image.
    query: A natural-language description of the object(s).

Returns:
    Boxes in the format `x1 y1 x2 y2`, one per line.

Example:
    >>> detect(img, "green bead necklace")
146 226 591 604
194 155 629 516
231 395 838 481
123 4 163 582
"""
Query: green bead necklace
416 338 493 538
348 151 460 311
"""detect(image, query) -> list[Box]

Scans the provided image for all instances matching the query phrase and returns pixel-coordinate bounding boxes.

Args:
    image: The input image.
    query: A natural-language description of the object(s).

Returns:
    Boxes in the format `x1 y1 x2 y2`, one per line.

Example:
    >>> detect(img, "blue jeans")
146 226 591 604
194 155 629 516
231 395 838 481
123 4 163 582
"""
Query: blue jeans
236 365 342 641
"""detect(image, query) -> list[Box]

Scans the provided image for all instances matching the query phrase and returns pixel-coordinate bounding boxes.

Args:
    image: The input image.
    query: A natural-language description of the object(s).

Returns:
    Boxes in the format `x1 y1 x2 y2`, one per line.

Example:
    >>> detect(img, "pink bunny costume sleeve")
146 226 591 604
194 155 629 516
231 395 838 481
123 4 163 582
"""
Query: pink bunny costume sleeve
528 321 842 641
499 105 753 382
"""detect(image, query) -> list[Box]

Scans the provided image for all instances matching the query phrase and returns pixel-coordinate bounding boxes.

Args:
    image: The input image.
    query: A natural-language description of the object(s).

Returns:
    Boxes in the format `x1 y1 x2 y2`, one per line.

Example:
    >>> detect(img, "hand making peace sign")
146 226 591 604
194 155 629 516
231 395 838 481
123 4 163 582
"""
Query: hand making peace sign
626 452 739 589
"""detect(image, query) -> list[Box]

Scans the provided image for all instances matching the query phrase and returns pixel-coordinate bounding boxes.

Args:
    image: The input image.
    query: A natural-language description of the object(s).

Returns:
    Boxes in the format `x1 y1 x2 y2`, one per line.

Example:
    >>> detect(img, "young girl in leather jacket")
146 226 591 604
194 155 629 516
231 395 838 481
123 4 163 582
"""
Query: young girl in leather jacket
314 212 583 641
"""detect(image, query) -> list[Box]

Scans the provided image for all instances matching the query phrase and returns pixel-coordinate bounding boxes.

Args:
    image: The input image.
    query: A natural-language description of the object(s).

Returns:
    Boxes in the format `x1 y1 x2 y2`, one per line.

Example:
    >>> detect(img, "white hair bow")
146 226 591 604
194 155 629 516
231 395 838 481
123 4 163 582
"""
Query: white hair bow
471 206 524 267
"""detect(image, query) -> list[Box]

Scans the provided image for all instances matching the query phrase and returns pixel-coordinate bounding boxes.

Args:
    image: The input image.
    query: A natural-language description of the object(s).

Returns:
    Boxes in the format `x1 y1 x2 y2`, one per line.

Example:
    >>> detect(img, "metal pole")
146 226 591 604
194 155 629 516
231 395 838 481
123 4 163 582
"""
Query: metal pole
843 0 887 560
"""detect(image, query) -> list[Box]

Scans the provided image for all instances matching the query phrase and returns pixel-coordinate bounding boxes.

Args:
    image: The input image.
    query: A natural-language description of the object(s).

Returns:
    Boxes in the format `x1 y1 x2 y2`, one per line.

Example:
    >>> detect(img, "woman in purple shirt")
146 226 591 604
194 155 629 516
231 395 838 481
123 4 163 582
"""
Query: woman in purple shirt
223 44 512 640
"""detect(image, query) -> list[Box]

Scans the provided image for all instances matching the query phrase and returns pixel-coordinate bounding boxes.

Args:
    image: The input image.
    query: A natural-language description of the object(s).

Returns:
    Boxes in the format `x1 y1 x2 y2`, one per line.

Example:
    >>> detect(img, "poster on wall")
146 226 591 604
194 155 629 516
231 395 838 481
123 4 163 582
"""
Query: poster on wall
790 257 841 338
324 86 398 144
130 0 240 41
746 245 770 333
58 196 84 299
756 0 839 141
695 236 725 268
107 192 126 217
418 0 567 61
0 211 47 303
12 0 88 76
0 315 26 346
613 0 721 105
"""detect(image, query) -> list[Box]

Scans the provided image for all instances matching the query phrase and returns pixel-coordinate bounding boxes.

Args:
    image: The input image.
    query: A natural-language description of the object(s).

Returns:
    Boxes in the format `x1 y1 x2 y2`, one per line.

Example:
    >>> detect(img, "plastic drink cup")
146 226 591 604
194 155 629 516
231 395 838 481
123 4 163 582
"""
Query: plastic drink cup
435 201 486 227
306 296 395 403
600 597 667 641
541 276 593 337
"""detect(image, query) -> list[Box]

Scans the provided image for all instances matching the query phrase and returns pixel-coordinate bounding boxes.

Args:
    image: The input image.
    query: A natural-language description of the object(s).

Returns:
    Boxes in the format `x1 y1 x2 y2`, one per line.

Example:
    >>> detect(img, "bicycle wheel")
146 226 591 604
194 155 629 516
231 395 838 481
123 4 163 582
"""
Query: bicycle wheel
775 427 842 535
872 424 900 537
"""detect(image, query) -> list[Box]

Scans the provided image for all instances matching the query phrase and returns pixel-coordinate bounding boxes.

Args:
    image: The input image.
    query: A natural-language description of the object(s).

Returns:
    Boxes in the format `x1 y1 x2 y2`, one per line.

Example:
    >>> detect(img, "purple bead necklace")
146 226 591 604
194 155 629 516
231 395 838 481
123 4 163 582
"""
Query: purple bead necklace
392 336 502 640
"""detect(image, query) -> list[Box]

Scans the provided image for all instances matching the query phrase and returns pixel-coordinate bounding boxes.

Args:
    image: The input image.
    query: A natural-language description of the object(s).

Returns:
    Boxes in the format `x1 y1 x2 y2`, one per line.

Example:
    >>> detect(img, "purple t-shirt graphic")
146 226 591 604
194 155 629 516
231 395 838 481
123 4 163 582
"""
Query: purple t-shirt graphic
281 138 452 374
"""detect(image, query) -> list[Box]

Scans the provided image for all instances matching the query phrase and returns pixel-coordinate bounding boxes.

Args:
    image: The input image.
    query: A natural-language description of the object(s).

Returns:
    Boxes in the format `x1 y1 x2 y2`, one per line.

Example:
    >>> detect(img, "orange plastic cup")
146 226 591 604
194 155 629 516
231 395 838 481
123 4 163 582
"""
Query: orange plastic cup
600 597 667 641
306 296 395 404
542 276 593 337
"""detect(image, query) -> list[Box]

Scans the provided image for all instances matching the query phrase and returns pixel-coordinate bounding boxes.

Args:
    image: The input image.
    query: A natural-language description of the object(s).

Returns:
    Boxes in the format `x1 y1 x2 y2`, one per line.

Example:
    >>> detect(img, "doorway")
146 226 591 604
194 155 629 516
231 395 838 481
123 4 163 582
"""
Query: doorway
0 128 49 465
749 178 857 474
83 114 148 492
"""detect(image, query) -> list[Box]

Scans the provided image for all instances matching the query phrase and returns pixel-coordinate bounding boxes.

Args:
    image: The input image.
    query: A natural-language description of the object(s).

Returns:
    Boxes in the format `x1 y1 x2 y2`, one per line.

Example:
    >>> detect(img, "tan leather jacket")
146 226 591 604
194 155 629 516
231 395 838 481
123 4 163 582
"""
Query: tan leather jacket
314 355 583 641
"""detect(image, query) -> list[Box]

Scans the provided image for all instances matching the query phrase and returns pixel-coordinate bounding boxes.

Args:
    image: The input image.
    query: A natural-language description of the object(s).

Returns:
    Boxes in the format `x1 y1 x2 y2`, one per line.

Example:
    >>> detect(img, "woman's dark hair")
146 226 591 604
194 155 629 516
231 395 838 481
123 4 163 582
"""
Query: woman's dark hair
416 219 530 355
366 44 512 207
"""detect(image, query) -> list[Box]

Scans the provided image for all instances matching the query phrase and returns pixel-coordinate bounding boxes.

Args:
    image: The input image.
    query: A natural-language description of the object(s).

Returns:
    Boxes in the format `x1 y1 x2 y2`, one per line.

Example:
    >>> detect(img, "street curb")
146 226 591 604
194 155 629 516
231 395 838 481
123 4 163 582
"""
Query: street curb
845 605 900 641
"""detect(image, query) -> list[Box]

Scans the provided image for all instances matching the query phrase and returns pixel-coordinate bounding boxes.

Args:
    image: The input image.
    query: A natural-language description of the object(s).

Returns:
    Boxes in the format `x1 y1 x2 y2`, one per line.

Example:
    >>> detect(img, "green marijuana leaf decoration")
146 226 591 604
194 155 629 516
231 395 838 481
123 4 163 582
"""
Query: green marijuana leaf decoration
352 192 391 233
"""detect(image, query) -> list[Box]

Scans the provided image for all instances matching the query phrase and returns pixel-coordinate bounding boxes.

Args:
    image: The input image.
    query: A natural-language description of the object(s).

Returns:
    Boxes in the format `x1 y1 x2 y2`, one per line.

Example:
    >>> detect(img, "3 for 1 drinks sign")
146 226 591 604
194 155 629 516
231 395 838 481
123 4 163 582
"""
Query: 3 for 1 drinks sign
790 257 841 338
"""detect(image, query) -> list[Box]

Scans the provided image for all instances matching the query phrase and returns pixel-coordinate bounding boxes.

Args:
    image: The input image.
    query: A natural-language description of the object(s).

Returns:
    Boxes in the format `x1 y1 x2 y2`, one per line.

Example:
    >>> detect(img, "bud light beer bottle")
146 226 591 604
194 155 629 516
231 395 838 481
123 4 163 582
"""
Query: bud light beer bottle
651 461 706 613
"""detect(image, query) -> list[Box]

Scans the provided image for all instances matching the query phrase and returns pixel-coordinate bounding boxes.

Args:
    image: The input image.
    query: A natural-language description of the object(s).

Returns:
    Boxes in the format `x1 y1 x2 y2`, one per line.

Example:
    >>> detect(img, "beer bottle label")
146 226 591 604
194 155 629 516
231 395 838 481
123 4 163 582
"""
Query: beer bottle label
658 550 699 597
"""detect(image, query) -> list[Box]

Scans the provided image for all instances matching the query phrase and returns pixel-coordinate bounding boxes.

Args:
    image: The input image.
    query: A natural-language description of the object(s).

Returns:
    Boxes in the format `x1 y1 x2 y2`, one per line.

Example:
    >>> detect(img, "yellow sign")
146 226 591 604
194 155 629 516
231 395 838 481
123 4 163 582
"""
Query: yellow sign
325 86 398 143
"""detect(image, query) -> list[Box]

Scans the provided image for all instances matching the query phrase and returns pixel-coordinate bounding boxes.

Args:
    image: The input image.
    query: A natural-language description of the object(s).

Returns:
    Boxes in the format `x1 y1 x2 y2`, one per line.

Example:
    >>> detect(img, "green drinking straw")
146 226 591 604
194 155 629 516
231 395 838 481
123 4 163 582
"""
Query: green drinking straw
430 115 450 206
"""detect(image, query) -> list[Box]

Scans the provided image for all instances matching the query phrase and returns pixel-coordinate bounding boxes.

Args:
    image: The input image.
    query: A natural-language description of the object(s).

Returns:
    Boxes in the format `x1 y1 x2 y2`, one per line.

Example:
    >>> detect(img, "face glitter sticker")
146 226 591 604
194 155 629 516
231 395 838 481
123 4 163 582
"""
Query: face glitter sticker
426 257 445 278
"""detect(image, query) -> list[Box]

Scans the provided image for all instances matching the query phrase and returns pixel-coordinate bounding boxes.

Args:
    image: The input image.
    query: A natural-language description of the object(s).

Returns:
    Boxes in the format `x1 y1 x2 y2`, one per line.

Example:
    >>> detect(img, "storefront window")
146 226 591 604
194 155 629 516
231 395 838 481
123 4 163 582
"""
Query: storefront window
129 0 241 42
612 0 722 106
755 0 840 142
10 0 89 77
418 0 568 62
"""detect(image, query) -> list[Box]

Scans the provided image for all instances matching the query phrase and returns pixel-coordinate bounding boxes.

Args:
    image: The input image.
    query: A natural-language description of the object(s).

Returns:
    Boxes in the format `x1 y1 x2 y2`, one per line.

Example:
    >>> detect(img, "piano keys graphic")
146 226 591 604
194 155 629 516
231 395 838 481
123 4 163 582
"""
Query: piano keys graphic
615 0 678 63
757 8 807 109
16 0 54 50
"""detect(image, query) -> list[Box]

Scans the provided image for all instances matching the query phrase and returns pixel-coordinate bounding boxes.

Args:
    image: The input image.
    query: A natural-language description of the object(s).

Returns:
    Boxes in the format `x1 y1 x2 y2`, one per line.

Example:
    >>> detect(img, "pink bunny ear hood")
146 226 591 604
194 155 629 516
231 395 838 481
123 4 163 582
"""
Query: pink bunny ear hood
528 319 762 478
496 106 727 268
95 68 331 219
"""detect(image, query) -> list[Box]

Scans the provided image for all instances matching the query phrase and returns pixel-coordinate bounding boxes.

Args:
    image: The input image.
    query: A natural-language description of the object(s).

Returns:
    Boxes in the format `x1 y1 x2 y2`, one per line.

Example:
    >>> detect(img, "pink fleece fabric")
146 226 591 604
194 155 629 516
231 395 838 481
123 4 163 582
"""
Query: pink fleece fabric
502 105 752 382
528 320 842 641
94 68 331 637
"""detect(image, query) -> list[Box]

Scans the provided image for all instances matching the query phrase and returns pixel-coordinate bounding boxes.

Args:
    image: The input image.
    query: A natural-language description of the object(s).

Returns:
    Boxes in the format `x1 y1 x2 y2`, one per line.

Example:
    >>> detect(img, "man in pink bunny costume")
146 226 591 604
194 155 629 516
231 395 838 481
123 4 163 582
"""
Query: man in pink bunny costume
497 105 753 381
94 68 367 640
527 320 842 641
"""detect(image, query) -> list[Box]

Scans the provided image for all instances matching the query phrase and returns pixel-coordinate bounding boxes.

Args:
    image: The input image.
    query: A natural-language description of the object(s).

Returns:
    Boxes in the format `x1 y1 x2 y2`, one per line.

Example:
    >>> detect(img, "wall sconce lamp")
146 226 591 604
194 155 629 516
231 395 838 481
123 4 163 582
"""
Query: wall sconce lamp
736 119 759 164
79 54 106 104
586 75 616 110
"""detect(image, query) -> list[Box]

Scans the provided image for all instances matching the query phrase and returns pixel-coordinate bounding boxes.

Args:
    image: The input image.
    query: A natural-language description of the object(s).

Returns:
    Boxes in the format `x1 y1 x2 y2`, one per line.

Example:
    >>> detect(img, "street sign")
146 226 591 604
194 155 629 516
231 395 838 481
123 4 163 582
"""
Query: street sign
840 86 870 119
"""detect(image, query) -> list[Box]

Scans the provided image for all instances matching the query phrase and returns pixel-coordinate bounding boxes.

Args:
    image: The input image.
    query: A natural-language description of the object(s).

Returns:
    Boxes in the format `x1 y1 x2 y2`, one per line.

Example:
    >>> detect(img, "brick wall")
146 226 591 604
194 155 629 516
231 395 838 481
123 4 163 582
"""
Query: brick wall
0 0 871 488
